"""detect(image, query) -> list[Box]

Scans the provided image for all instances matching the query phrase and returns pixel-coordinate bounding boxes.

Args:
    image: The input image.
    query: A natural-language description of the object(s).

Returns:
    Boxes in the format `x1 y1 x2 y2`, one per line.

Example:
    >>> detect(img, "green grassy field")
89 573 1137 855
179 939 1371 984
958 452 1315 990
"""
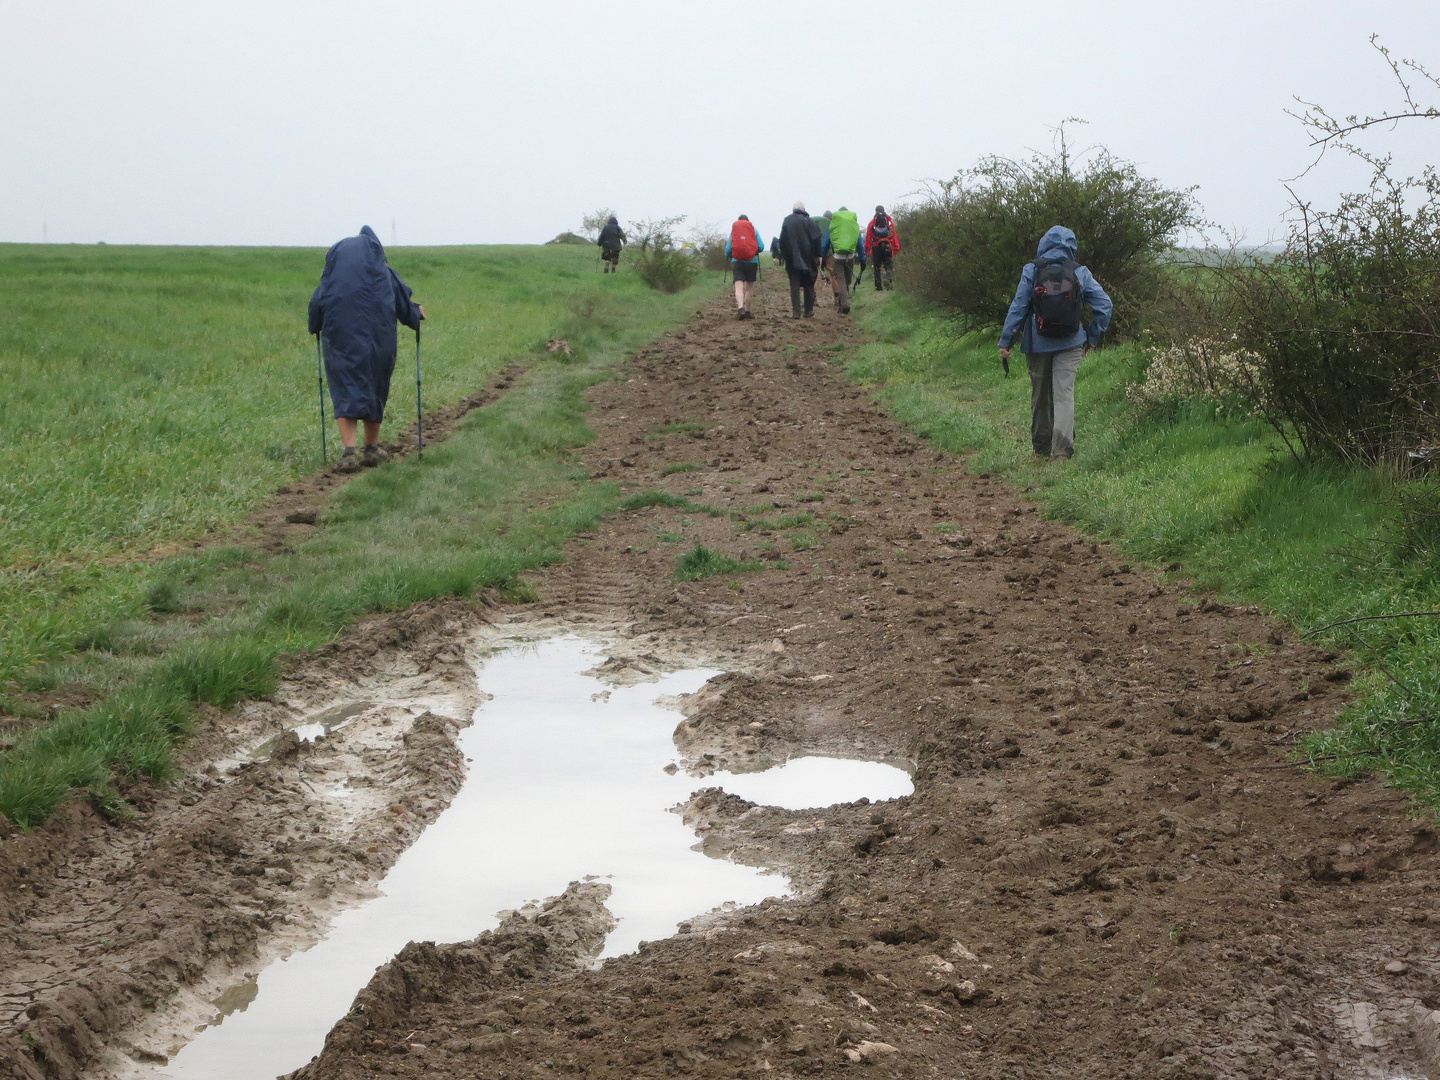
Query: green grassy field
0 243 632 689
852 295 1440 809
0 244 719 825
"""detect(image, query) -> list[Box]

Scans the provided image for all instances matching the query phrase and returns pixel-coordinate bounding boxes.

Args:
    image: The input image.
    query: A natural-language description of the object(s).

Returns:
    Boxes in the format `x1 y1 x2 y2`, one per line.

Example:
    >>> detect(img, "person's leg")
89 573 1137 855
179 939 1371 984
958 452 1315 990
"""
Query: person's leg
833 255 850 313
734 279 745 310
1026 353 1055 456
803 274 816 317
1048 346 1083 457
336 417 359 449
874 248 888 290
742 279 755 311
788 272 803 317
363 420 382 445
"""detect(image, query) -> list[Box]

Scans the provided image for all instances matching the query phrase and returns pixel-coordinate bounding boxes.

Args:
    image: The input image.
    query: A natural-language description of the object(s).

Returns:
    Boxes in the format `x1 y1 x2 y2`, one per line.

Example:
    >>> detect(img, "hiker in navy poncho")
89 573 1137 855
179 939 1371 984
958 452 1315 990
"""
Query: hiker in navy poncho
308 226 425 470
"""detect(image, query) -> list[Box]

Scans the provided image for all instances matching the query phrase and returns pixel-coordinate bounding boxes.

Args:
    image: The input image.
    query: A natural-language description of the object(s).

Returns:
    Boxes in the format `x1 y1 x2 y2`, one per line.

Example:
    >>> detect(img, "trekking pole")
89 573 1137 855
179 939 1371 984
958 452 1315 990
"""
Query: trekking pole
413 326 424 461
315 333 327 463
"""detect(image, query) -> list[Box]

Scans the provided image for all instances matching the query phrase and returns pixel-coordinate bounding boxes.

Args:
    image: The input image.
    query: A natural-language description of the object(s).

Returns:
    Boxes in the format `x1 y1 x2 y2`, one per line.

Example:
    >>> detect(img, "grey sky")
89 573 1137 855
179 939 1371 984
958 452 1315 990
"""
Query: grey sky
3 0 1436 247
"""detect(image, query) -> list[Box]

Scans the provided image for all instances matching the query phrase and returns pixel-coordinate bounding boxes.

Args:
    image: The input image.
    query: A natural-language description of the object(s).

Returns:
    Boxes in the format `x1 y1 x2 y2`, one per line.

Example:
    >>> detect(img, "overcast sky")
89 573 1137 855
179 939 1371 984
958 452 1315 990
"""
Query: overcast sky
2 0 1436 247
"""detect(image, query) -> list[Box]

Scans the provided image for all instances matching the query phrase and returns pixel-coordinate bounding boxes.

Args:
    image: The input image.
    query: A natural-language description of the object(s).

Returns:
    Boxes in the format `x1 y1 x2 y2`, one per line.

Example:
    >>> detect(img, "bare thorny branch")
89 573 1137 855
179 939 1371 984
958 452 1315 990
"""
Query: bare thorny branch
1287 35 1439 176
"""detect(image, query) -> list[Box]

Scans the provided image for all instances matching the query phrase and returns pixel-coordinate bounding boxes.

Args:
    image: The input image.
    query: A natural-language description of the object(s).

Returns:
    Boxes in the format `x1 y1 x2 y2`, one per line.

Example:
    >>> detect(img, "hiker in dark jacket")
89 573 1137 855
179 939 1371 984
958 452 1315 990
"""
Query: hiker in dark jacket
865 206 900 291
597 217 625 272
778 202 824 319
998 226 1113 459
770 237 783 267
308 226 425 472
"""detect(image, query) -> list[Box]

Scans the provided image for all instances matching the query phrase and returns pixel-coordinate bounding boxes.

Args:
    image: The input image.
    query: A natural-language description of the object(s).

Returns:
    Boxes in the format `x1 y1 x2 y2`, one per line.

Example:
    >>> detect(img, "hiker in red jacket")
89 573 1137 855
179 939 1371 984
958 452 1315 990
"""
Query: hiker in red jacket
865 206 900 291
725 215 764 319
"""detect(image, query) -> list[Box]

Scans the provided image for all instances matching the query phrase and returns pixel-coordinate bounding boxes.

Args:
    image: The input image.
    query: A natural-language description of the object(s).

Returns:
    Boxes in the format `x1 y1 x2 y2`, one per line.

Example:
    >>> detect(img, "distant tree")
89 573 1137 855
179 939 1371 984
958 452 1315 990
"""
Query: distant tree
581 208 617 242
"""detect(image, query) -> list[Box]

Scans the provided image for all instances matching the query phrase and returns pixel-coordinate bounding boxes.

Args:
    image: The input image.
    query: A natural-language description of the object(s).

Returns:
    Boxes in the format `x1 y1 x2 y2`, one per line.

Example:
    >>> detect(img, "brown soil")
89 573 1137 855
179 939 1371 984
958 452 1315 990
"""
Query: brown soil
5 278 1440 1080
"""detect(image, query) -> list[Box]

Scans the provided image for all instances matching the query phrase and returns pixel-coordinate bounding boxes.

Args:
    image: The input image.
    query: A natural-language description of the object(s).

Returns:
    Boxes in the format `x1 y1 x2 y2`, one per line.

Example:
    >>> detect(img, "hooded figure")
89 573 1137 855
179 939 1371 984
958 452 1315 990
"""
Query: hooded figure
597 217 625 272
308 226 424 467
998 226 1113 459
998 226 1112 356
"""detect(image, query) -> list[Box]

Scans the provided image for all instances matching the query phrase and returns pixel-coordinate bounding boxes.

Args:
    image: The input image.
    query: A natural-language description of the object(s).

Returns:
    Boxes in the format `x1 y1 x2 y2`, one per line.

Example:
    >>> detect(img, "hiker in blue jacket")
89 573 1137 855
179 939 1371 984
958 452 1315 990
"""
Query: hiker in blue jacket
308 226 425 472
998 226 1112 460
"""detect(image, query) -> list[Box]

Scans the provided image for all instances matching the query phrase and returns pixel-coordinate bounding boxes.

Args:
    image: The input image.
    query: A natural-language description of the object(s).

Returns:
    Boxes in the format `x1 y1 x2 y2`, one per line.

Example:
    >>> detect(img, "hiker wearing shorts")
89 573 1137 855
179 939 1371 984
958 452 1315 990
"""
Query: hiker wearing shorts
822 206 864 315
597 216 625 272
778 202 823 319
866 206 899 291
308 226 425 472
726 214 764 319
998 226 1113 460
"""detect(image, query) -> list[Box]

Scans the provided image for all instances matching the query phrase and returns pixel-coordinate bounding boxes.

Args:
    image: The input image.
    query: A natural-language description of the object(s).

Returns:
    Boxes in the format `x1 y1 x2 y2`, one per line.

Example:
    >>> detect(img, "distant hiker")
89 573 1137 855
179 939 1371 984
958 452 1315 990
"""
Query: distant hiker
866 205 899 291
308 226 425 472
778 202 823 319
770 237 783 267
726 214 764 319
998 226 1113 460
597 216 625 273
822 206 864 315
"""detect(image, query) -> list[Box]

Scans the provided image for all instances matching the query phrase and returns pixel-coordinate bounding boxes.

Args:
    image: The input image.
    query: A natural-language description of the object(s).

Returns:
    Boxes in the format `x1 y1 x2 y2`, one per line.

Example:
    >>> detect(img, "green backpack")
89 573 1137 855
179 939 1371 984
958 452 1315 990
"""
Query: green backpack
828 210 861 253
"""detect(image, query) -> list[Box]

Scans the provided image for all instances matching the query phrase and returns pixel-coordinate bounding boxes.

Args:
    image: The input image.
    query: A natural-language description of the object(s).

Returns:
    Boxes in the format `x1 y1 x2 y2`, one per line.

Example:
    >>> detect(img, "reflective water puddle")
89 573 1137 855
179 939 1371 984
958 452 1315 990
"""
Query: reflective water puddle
156 635 911 1080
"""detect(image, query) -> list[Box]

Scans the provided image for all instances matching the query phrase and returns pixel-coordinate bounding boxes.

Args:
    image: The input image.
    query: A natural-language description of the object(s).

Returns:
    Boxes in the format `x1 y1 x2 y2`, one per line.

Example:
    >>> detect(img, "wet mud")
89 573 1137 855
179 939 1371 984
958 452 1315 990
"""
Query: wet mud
5 278 1440 1079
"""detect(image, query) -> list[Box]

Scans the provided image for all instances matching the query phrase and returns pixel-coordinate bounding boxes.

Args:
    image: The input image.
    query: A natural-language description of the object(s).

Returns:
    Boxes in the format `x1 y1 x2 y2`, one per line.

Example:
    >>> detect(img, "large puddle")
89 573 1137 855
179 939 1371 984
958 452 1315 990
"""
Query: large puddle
155 635 911 1080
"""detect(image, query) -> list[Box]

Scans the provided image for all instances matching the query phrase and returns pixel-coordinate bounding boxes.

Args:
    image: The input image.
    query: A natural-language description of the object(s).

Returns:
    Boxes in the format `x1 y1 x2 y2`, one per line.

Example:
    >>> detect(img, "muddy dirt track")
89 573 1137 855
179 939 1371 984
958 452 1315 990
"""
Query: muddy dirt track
5 277 1440 1080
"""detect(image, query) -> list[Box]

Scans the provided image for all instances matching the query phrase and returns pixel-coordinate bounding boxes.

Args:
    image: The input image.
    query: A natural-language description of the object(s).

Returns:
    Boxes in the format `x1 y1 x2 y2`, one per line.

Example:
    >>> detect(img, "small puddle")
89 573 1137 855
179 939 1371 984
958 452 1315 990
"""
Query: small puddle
155 635 910 1079
252 701 377 758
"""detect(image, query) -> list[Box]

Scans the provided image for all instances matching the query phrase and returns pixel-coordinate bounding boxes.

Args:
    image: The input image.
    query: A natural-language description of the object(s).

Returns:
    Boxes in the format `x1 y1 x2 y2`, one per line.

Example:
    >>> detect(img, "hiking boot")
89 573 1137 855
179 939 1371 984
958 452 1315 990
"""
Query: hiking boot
335 449 362 473
362 444 391 467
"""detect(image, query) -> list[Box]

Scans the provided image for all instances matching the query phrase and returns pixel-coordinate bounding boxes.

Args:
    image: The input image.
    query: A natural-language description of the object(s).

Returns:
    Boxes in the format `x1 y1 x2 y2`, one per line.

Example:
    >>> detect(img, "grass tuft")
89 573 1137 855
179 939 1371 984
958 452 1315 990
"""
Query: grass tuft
675 543 771 581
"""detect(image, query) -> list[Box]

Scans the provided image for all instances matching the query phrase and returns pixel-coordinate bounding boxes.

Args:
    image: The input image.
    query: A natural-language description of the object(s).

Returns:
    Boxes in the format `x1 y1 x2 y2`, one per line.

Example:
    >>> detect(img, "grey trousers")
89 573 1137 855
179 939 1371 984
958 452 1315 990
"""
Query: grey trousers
1027 346 1084 457
830 253 854 312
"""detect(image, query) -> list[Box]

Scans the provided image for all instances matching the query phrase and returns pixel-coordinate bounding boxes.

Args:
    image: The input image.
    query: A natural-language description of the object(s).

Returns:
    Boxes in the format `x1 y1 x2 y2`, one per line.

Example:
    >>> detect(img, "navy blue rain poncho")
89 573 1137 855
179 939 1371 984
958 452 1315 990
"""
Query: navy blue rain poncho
308 226 424 421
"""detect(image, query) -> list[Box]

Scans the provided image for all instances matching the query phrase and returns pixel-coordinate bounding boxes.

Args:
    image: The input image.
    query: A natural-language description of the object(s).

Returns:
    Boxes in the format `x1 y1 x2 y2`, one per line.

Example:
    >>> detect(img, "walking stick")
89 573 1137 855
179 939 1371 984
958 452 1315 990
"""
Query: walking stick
415 325 424 462
315 333 327 463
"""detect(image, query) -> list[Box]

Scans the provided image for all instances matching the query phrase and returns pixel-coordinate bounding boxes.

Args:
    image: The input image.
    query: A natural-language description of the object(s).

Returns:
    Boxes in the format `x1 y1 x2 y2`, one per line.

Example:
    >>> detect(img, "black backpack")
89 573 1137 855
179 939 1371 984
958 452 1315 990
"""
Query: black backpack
871 217 892 240
1030 258 1083 338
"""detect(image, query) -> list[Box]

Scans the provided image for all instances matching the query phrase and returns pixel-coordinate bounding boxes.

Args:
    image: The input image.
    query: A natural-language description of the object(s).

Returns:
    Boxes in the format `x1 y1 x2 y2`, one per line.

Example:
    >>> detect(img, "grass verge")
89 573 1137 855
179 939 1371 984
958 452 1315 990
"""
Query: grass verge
852 294 1440 809
0 244 636 688
0 259 720 828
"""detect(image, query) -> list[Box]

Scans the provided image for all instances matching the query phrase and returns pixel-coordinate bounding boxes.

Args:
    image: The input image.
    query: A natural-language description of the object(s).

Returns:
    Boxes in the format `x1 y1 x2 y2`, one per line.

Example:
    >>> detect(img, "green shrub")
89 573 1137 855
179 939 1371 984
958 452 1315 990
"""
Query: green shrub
1211 165 1440 463
629 217 699 294
900 135 1201 339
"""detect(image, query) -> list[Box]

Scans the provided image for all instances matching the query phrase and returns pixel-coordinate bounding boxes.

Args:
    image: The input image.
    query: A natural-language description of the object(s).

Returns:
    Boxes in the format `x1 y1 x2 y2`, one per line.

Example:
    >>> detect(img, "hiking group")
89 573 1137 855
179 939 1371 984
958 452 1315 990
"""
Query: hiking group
757 203 899 320
304 215 1110 478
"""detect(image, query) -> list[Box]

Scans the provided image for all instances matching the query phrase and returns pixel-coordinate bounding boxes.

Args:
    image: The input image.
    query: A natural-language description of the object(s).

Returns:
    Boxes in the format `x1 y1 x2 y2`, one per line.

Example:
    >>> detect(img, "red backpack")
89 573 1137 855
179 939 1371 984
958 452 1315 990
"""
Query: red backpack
730 219 758 261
